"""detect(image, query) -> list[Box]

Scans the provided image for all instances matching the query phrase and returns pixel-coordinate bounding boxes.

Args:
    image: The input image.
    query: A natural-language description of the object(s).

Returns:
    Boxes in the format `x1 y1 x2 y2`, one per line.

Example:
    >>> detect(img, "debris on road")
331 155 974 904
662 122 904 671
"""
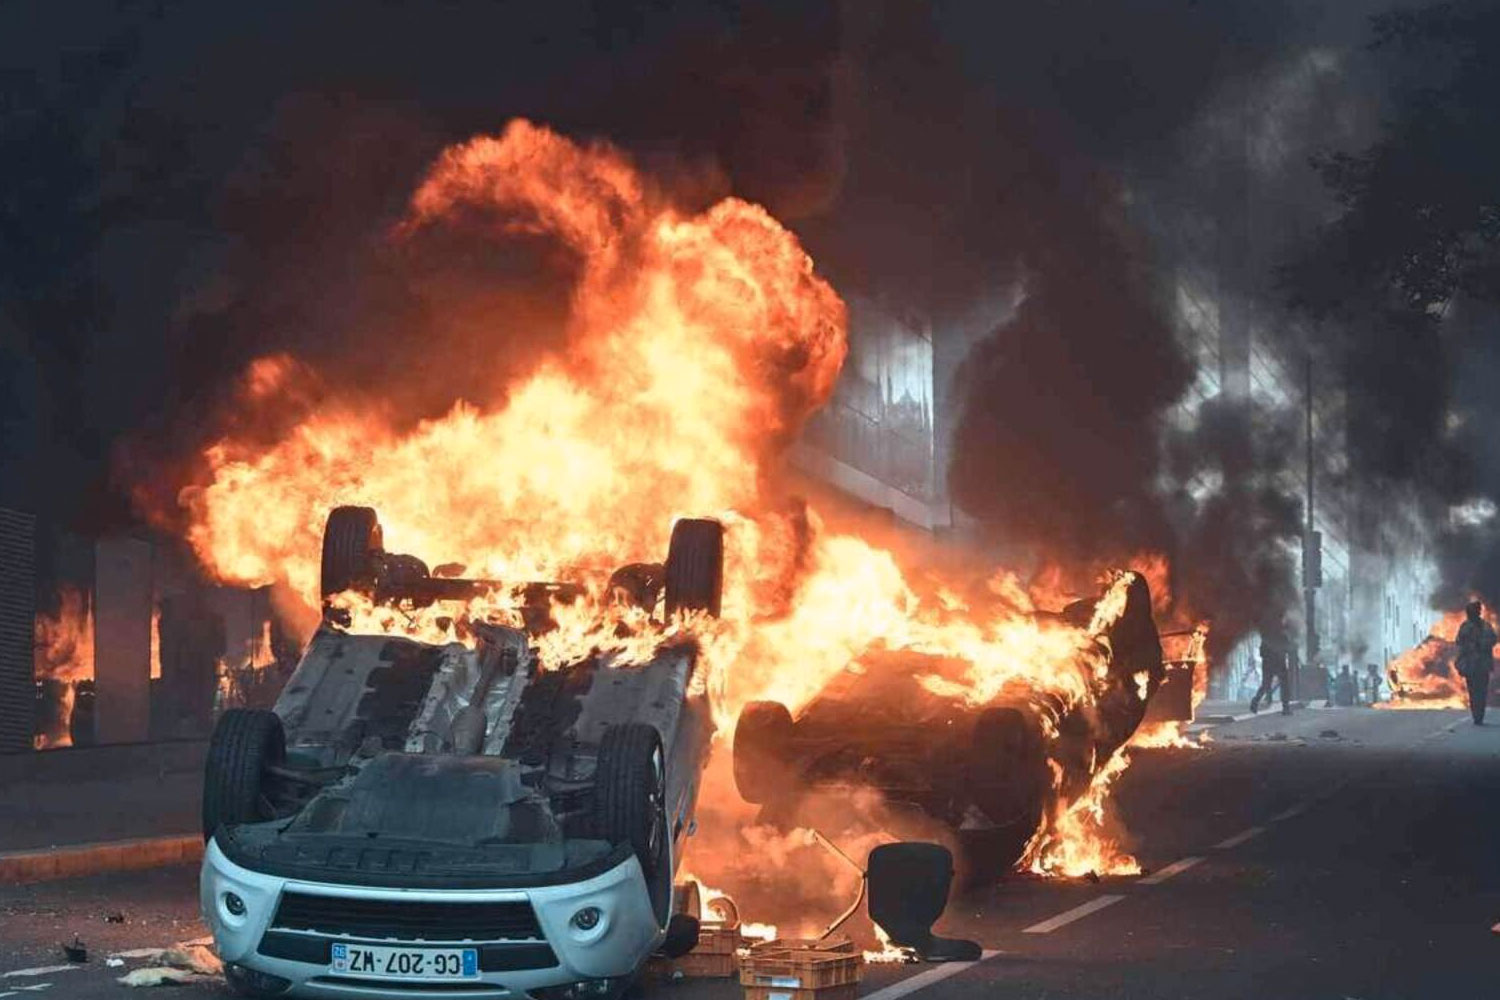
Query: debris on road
61 936 87 963
111 939 224 988
118 967 202 987
104 911 126 923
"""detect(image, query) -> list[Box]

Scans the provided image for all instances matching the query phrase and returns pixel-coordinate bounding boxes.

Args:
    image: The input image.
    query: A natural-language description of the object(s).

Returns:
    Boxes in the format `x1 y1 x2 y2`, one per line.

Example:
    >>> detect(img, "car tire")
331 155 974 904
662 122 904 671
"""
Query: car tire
957 821 1036 887
733 701 795 805
202 709 285 842
594 723 670 922
968 706 1047 823
320 506 383 598
663 518 723 618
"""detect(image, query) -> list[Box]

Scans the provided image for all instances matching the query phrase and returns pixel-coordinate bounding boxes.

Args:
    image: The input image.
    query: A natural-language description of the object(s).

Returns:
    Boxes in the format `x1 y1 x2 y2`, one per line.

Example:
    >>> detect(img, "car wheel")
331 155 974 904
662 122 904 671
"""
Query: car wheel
594 723 671 924
732 701 795 805
320 506 383 598
202 709 285 842
968 706 1047 824
663 518 723 618
957 821 1036 887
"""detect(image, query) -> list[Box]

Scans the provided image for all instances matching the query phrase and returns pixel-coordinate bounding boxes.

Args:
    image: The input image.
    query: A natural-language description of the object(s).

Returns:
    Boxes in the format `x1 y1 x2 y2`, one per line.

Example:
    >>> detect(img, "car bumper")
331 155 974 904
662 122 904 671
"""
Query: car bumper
201 839 663 998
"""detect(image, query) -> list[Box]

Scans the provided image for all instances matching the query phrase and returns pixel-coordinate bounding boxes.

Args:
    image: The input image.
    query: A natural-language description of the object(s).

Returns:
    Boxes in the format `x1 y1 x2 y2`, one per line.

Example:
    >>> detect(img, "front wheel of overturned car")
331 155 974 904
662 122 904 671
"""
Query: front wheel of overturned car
594 723 671 925
202 709 285 843
732 701 795 806
663 518 724 618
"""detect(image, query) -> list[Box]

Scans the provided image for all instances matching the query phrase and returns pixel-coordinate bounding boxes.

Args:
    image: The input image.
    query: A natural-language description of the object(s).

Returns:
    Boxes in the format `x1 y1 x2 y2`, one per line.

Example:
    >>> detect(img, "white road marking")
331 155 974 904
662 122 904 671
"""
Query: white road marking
0 985 55 996
1138 856 1205 886
859 950 1002 1000
1269 803 1308 822
1214 825 1266 849
0 971 67 981
1022 895 1126 934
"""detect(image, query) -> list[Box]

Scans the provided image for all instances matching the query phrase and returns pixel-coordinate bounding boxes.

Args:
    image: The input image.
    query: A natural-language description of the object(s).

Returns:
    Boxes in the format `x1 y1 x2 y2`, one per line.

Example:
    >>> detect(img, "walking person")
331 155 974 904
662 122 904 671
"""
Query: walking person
1455 600 1497 725
1251 620 1293 716
1364 663 1384 705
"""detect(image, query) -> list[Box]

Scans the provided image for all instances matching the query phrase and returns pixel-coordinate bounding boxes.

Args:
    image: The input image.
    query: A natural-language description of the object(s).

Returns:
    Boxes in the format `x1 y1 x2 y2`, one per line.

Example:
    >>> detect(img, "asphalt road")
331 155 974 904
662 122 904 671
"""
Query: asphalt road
3 707 1496 1000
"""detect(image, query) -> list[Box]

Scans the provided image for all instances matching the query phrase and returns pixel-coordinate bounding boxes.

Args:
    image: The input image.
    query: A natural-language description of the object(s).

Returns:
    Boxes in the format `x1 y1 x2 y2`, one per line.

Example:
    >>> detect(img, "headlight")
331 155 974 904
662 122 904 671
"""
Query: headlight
223 892 247 917
570 906 602 931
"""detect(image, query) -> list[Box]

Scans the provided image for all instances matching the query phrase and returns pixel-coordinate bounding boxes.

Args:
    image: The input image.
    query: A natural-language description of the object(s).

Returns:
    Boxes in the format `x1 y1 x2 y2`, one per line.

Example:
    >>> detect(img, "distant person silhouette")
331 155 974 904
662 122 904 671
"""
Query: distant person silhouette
1454 600 1497 725
1251 620 1292 716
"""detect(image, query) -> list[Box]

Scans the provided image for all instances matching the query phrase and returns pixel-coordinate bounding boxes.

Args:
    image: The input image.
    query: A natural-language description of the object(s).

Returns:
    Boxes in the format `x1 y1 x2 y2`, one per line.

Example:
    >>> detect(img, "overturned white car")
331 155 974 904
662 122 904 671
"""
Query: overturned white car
200 507 722 999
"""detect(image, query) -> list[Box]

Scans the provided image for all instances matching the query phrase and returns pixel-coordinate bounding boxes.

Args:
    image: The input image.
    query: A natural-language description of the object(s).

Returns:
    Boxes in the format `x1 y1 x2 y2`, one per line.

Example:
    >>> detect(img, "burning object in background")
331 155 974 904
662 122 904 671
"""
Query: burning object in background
32 585 95 749
1381 607 1500 710
162 119 1201 951
732 571 1165 884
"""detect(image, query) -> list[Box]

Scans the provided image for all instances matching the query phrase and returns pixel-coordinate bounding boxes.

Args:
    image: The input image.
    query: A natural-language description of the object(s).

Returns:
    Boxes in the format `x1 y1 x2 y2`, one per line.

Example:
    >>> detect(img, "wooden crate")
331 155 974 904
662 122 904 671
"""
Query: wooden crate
666 951 738 978
696 925 744 955
647 924 746 979
739 948 863 991
745 936 855 955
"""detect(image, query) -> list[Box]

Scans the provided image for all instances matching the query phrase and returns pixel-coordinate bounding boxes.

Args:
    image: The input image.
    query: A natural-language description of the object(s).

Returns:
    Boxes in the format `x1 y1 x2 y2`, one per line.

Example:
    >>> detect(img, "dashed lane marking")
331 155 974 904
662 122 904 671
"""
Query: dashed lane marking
1213 825 1266 849
1022 895 1126 934
860 950 1003 1000
1269 802 1308 822
1421 718 1468 741
1138 856 1205 886
0 972 66 981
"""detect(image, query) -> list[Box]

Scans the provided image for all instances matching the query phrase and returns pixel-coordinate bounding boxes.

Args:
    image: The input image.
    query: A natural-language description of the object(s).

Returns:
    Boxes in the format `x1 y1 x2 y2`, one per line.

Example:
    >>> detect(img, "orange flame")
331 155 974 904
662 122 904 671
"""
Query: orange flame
150 603 162 681
1377 609 1479 710
1022 750 1140 877
1129 622 1210 749
170 120 1162 898
33 586 95 749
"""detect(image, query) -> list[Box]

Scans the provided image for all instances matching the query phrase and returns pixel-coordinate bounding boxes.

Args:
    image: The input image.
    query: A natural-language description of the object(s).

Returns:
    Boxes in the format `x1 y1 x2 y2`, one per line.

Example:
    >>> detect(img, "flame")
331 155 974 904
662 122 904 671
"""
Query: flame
33 587 96 749
165 120 1168 902
150 604 162 681
1022 750 1141 878
864 924 915 965
1129 622 1211 749
1377 609 1477 710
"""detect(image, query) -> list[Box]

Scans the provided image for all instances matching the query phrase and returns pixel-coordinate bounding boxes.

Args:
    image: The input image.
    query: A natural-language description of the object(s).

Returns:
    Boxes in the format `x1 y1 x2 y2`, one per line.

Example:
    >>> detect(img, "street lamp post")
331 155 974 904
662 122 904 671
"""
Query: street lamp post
1302 355 1321 701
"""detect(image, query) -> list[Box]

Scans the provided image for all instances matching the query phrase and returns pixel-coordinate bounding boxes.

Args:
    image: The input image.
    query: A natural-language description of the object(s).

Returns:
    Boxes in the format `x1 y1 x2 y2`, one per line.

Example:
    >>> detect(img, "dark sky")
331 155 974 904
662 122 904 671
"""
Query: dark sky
5 0 1491 631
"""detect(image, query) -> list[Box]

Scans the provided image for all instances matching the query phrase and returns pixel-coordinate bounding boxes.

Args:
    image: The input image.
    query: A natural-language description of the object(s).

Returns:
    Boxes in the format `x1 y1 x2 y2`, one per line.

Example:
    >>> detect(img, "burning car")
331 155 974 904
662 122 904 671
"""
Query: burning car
200 506 722 999
732 572 1168 883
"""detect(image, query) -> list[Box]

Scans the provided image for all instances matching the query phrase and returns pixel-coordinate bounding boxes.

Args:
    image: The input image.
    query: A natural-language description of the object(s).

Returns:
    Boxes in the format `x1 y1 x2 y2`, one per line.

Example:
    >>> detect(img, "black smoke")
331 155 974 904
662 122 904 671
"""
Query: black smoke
0 0 846 533
5 0 1493 651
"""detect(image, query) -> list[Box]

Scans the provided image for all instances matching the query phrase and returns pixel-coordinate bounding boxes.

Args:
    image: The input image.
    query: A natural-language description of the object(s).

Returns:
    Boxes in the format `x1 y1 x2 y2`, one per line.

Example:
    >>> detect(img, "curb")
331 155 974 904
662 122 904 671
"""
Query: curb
0 834 202 884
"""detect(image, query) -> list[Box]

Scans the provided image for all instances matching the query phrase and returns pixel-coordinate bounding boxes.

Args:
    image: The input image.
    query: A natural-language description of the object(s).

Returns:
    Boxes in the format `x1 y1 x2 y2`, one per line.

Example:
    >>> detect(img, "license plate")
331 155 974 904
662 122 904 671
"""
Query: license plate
330 942 479 980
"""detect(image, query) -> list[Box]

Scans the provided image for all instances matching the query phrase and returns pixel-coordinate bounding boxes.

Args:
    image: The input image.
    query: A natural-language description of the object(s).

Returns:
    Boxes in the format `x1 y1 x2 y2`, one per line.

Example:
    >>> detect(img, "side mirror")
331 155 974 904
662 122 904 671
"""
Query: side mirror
659 913 701 959
867 843 981 963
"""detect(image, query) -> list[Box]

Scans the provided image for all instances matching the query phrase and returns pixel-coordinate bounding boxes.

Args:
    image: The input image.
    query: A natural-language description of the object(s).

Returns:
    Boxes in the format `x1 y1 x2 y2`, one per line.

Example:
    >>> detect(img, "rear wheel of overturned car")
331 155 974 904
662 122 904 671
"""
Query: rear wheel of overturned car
594 723 671 925
961 705 1048 885
202 709 285 843
320 505 383 598
664 518 724 618
732 701 795 806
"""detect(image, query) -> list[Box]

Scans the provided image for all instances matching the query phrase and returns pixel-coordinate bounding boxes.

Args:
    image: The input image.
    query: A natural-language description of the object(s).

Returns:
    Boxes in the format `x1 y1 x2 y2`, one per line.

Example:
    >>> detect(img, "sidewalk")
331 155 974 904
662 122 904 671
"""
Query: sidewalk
0 741 205 882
